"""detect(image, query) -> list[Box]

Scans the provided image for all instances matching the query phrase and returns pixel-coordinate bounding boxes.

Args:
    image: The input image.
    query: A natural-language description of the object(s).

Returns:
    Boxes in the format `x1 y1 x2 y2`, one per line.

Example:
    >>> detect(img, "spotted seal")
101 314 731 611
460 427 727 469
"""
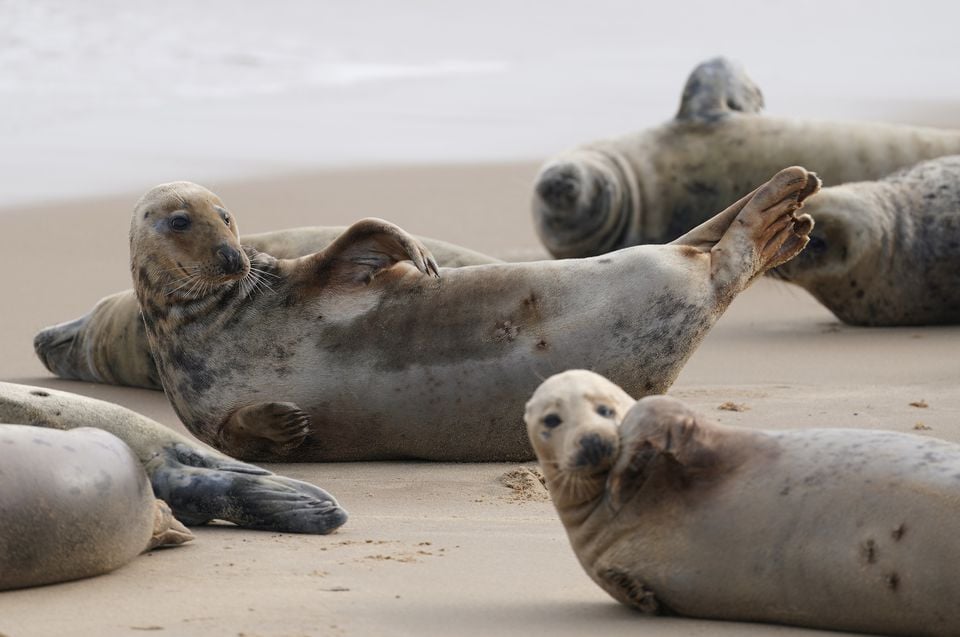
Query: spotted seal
525 369 960 637
0 423 192 591
34 226 499 390
533 56 960 258
775 155 960 325
0 382 347 533
129 167 816 461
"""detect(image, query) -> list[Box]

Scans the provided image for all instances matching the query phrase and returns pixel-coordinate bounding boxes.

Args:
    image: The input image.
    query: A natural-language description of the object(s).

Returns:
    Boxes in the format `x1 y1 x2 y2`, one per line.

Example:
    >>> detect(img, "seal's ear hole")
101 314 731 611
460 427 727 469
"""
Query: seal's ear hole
169 214 192 233
596 404 615 418
544 414 563 429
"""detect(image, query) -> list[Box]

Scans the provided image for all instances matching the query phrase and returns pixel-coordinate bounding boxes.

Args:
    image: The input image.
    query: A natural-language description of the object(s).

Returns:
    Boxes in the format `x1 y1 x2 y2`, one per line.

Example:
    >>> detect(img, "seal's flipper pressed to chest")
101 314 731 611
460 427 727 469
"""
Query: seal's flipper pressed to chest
606 396 727 512
217 401 311 459
675 57 765 123
310 217 441 287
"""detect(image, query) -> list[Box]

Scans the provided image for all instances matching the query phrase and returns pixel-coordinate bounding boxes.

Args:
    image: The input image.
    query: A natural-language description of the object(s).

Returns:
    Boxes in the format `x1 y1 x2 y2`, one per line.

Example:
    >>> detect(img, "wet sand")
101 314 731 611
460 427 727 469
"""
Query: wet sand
1 162 957 637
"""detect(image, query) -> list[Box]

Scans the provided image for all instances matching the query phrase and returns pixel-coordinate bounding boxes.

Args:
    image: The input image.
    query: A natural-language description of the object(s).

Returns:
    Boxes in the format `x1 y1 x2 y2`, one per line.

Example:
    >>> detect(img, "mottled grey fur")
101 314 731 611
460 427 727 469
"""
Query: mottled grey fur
778 155 960 325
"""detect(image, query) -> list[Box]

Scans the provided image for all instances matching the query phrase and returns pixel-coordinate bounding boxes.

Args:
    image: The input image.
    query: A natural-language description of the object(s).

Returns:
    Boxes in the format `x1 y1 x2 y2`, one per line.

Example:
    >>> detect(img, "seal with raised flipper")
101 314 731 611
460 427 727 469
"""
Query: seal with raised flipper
775 155 960 325
532 56 960 258
0 424 193 591
524 369 960 637
129 167 816 462
34 226 500 390
0 382 347 534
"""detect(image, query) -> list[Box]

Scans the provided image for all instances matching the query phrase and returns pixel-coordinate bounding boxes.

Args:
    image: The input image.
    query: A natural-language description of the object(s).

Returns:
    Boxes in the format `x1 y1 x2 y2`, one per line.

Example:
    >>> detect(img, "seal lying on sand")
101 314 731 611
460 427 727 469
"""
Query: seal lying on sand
525 370 960 637
35 227 499 390
0 382 347 534
533 56 960 258
130 167 816 462
776 155 960 325
0 424 193 591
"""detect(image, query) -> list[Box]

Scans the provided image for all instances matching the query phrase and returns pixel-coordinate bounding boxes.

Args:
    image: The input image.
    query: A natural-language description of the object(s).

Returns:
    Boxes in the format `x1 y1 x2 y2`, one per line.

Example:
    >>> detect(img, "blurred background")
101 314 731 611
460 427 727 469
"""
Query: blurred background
2 0 959 207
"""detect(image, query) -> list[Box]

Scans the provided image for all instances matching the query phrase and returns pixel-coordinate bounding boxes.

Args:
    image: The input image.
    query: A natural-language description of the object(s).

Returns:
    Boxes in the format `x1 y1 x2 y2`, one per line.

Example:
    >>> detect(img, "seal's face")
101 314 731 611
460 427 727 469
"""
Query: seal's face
532 150 637 259
130 182 250 296
524 370 634 479
774 190 874 285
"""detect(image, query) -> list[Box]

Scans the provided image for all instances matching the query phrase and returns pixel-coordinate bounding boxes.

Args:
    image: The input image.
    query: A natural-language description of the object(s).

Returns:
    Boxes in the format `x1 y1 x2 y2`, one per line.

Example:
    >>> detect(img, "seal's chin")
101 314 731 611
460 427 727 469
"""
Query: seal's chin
533 152 634 259
34 316 96 382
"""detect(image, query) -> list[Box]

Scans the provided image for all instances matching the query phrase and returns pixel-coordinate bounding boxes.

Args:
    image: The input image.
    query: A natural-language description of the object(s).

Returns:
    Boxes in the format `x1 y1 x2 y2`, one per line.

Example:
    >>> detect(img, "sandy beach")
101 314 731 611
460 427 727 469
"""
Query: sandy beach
3 1 960 635
2 162 959 637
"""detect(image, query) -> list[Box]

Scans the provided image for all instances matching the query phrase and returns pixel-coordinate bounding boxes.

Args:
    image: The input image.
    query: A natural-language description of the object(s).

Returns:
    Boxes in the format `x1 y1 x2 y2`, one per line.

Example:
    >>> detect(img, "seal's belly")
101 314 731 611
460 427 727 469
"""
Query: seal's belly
613 429 960 636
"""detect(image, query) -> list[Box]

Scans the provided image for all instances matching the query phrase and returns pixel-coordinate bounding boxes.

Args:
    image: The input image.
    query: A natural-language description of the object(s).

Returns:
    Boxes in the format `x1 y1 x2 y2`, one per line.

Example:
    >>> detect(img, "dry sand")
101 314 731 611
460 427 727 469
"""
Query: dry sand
1 162 958 637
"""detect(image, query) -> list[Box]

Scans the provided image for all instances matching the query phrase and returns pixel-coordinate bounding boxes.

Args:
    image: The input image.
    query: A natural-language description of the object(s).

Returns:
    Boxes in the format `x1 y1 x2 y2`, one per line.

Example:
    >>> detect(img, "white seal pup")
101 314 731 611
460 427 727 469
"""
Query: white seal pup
129 168 816 461
533 57 960 258
525 370 960 637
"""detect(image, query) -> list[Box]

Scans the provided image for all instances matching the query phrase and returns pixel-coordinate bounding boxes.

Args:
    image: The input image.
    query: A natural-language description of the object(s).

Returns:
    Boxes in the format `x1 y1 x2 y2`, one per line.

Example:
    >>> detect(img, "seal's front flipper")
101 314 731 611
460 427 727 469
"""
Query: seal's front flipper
147 445 348 534
675 57 764 123
311 217 440 286
217 401 310 459
606 396 725 513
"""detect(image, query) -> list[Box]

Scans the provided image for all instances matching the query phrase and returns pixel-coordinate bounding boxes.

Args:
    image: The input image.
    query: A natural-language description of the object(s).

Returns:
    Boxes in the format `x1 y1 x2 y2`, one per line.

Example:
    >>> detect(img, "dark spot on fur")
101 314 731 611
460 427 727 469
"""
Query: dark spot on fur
861 539 877 564
32 437 52 447
29 390 49 398
886 572 900 591
168 344 214 393
536 339 548 350
598 258 613 264
891 524 906 541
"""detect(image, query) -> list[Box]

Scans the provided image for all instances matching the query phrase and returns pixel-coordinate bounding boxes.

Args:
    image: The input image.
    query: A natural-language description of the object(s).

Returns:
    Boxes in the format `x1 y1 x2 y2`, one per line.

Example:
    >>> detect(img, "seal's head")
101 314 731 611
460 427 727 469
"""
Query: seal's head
532 149 638 259
130 181 249 299
524 370 634 508
772 188 884 321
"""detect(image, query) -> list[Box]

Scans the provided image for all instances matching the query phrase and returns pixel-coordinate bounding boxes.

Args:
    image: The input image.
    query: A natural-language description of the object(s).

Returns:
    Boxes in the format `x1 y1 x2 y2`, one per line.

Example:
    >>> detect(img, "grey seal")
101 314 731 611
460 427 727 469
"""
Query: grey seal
35 226 499 390
533 56 960 258
0 424 192 591
129 167 815 461
525 369 960 637
776 155 960 325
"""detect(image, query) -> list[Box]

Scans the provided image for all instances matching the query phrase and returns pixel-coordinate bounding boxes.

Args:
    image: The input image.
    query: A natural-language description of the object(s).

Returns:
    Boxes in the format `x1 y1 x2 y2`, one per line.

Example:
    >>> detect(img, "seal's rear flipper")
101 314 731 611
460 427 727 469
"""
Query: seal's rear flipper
147 500 195 549
675 57 765 123
147 444 348 534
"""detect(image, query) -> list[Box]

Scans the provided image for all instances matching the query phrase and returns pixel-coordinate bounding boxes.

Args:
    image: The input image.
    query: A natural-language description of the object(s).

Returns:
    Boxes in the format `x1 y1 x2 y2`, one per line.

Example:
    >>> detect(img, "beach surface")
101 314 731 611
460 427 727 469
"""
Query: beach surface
1 162 958 637
3 1 960 635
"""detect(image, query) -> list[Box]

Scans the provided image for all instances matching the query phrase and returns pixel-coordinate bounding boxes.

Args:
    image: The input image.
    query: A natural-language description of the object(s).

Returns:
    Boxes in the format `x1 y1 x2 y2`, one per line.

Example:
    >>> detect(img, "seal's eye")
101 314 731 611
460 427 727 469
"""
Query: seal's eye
805 235 827 256
543 414 562 429
596 404 615 418
219 210 231 226
169 215 191 232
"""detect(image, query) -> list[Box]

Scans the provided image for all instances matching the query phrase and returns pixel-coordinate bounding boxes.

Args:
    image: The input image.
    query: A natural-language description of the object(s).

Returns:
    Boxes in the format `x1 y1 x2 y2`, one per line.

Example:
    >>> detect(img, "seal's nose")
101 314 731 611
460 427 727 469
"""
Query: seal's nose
535 163 583 214
216 244 243 274
575 433 615 468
